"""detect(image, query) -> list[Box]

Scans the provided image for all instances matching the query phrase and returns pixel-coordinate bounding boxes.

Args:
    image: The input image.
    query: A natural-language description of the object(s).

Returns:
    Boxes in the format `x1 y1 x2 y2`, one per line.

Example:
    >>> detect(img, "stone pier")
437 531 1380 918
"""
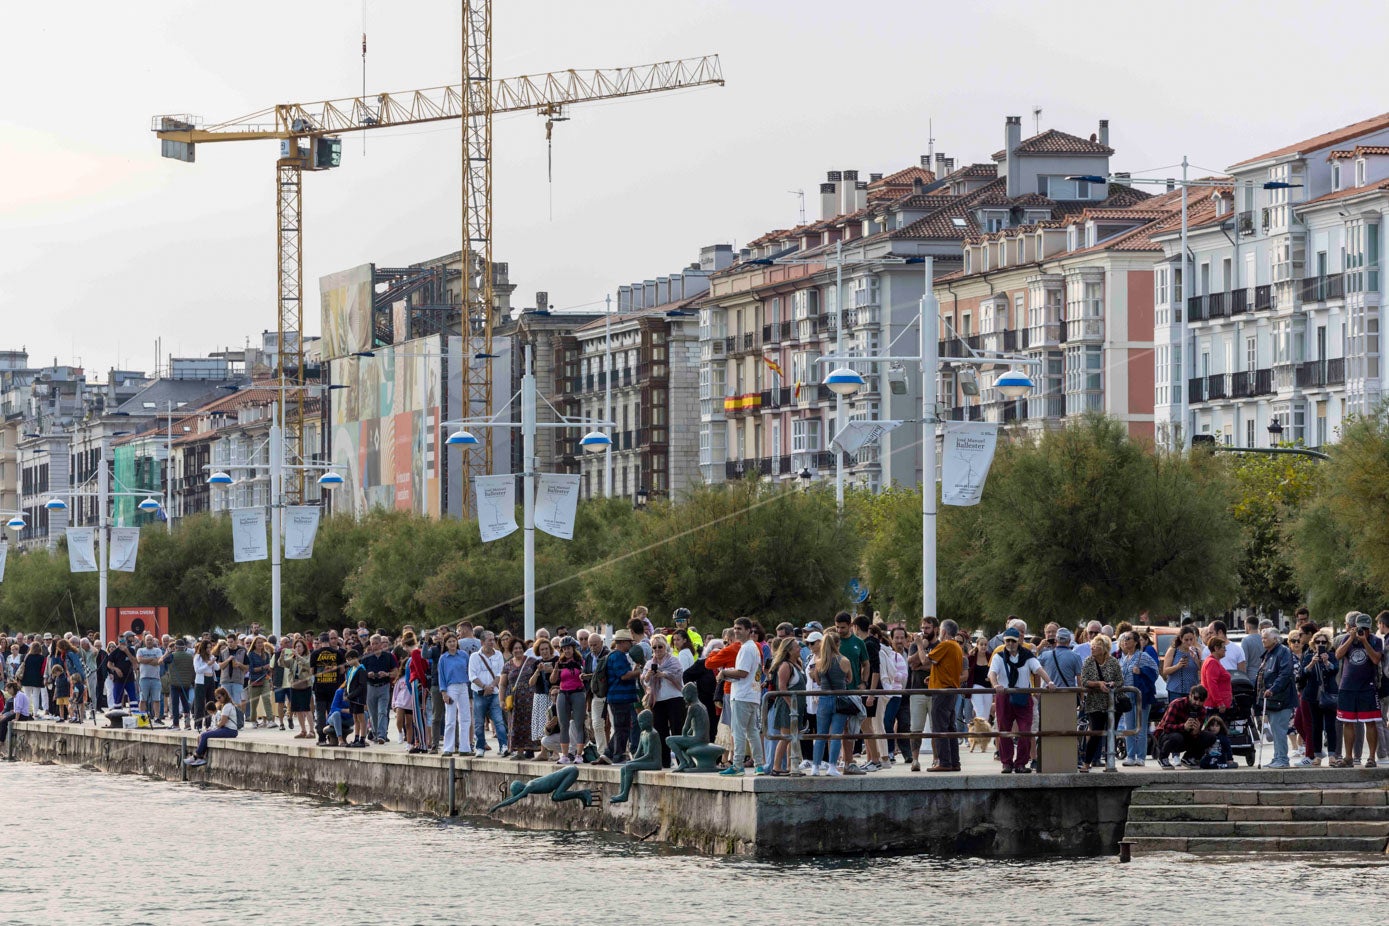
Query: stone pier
8 721 1386 856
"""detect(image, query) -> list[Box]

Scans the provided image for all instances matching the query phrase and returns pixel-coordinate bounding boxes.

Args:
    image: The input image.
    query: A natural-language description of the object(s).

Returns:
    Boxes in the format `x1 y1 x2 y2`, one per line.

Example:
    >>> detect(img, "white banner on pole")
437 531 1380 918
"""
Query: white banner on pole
535 473 581 540
231 508 269 562
66 527 98 573
283 506 322 560
0 542 7 582
474 474 518 543
831 419 906 455
108 527 141 573
941 421 1000 507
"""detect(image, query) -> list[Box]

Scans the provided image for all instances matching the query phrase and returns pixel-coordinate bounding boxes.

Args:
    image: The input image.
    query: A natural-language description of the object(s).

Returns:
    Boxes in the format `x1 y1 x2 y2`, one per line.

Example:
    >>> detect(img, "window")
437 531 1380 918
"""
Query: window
1356 159 1367 187
1155 267 1169 306
1332 161 1342 192
1044 177 1089 200
792 419 821 452
1246 336 1256 372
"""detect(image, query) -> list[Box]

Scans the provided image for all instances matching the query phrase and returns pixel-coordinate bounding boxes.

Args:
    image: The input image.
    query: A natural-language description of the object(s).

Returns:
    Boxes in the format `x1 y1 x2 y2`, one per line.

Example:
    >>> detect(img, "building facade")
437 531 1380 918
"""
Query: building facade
1157 113 1389 448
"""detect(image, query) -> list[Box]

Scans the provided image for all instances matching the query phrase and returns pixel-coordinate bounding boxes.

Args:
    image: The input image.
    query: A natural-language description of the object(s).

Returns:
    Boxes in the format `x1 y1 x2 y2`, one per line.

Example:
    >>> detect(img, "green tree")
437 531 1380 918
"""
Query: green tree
0 542 96 635
1227 449 1321 614
578 481 859 626
342 512 474 629
964 414 1240 623
109 514 236 634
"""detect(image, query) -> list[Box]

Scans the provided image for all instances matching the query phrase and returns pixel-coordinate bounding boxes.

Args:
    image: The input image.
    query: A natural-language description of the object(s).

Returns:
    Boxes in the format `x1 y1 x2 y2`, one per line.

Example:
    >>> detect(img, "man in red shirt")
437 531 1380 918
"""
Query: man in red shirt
1155 685 1215 769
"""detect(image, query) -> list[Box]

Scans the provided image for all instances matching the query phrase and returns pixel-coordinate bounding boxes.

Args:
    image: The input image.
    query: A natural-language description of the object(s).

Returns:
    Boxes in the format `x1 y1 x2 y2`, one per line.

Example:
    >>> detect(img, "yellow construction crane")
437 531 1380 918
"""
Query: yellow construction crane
152 52 723 506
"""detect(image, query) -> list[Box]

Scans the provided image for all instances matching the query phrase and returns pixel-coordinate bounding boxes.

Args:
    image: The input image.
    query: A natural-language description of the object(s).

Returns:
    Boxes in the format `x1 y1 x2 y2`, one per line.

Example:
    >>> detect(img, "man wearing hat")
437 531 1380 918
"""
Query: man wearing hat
987 628 1053 773
672 609 702 654
603 630 642 762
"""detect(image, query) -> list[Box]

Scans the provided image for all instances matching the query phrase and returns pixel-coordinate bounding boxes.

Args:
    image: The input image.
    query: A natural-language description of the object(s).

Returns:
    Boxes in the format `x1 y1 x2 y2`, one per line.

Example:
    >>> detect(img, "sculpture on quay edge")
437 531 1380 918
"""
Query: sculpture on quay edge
489 764 600 812
609 709 664 803
668 682 724 773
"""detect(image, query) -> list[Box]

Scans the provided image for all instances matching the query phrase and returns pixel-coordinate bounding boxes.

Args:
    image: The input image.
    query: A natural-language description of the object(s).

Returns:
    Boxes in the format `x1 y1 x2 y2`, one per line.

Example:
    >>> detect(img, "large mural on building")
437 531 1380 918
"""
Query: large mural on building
320 263 374 360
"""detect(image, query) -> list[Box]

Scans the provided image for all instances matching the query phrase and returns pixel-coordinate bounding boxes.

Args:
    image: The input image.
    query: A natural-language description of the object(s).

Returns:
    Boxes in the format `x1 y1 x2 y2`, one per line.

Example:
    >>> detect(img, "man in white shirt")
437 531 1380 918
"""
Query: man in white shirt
988 628 1053 773
469 632 508 756
717 617 765 776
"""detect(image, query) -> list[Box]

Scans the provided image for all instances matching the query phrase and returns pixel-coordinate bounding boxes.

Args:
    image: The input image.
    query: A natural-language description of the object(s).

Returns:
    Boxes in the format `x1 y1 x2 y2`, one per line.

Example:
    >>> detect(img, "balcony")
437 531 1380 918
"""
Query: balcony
780 320 793 340
983 329 1018 353
759 387 792 409
1208 292 1228 319
1001 401 1028 424
1188 377 1205 404
1328 356 1345 385
742 332 759 352
796 318 819 341
1027 394 1066 419
1065 317 1104 341
1296 359 1344 389
1023 323 1061 350
1254 284 1272 311
725 460 753 480
939 338 966 358
1300 274 1345 304
723 336 737 354
1206 374 1228 401
1237 210 1256 237
947 405 983 421
1230 288 1248 316
763 324 778 344
846 305 881 328
1187 295 1208 322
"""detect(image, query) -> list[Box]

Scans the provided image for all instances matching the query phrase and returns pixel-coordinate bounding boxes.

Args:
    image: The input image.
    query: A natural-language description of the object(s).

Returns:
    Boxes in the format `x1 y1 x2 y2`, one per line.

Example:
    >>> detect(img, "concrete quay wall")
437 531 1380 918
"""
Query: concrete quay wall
27 721 1384 856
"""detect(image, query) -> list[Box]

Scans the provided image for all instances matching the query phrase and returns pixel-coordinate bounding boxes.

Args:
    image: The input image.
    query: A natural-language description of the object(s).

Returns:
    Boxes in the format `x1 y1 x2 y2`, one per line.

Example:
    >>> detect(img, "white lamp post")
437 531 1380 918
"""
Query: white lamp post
820 257 1035 619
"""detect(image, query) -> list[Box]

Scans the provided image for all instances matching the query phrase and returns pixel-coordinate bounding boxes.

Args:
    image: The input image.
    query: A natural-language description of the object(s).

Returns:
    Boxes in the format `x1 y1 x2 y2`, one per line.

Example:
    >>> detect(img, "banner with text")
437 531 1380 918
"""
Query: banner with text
535 473 581 540
831 419 906 455
283 506 322 560
474 474 518 543
66 527 98 573
108 527 141 572
941 421 1000 507
231 508 269 562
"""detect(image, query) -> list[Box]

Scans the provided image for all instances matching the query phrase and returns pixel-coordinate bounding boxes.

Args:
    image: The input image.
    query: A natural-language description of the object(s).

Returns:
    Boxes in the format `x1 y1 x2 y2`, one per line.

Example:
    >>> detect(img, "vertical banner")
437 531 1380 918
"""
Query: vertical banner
283 506 322 560
0 542 7 582
66 527 98 573
474 474 518 543
941 421 1000 507
108 527 141 572
535 473 581 540
231 508 269 562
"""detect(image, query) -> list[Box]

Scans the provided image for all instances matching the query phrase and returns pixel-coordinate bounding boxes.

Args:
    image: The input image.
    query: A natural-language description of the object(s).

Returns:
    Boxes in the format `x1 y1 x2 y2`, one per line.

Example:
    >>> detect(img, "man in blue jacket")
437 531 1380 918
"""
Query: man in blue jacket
1255 626 1297 768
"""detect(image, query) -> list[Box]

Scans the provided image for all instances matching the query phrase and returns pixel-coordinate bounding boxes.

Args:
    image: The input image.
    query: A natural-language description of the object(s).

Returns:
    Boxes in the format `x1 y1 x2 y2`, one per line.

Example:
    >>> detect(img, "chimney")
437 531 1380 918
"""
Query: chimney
912 178 925 195
934 153 947 177
841 169 859 214
920 155 931 168
854 180 868 211
869 172 883 183
1004 115 1022 197
944 156 955 173
642 279 657 308
819 182 838 220
1098 119 1110 147
656 276 670 306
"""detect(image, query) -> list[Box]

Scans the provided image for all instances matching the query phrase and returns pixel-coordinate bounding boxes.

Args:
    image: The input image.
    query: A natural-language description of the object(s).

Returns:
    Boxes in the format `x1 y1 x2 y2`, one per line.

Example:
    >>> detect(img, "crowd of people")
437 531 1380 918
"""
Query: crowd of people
2 604 1387 777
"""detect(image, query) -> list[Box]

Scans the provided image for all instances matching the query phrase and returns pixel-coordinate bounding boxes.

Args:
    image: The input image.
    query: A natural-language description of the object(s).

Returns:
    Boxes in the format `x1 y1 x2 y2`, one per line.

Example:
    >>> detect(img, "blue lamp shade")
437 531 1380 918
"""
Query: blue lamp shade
580 430 612 453
995 369 1035 398
824 367 866 396
138 497 162 512
43 497 68 511
317 471 345 489
5 516 25 531
207 471 234 486
445 429 480 447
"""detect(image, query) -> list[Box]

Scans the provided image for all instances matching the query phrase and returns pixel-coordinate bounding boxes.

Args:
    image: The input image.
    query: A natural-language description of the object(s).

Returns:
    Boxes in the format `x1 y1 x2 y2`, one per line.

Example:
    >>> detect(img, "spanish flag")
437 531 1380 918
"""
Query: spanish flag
761 355 785 380
793 381 802 400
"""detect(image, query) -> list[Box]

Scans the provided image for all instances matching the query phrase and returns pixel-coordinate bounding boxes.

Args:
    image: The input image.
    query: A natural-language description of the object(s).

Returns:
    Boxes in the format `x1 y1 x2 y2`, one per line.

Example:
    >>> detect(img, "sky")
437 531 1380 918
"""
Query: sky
6 0 1389 377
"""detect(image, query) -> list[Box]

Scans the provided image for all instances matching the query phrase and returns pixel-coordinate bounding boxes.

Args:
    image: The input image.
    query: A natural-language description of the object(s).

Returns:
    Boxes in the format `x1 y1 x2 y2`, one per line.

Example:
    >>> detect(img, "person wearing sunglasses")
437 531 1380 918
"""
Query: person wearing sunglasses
1155 684 1217 769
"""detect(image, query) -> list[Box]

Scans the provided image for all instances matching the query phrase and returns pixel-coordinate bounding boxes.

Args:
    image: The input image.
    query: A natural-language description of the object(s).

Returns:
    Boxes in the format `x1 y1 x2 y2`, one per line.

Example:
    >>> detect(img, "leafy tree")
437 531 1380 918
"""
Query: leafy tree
109 514 236 634
342 512 475 630
1227 449 1321 615
963 414 1240 624
0 541 96 635
578 481 859 627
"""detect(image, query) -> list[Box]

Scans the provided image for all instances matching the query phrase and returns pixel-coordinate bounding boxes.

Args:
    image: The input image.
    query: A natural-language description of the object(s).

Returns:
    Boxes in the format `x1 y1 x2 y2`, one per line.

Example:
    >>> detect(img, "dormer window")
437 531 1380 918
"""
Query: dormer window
1332 161 1342 192
1356 159 1368 187
1085 223 1097 248
1066 226 1078 251
1214 194 1228 217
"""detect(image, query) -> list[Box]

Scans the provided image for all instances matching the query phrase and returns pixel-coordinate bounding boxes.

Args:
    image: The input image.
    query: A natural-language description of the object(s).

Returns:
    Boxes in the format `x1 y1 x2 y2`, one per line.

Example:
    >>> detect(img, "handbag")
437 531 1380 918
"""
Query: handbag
504 695 514 712
1114 692 1134 715
1314 663 1337 709
835 694 866 717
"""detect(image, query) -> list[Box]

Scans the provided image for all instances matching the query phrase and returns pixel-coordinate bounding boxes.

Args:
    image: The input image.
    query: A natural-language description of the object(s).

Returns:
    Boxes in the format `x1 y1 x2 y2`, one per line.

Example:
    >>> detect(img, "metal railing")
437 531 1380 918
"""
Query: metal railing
759 685 1142 774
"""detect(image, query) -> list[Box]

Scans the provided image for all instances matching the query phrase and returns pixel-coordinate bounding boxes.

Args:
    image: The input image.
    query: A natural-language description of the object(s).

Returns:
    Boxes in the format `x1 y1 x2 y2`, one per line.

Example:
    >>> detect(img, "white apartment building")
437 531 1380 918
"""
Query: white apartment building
1155 113 1389 448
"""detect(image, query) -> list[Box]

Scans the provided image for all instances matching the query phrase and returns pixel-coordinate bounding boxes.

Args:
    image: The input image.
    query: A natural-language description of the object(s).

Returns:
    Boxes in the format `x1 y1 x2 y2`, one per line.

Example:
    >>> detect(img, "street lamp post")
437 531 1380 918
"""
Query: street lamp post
822 257 1034 619
446 344 614 639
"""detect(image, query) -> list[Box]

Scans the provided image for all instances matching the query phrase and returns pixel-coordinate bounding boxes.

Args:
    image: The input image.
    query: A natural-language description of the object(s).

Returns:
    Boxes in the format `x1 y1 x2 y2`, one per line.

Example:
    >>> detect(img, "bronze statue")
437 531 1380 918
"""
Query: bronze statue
668 682 725 773
610 709 663 803
489 764 600 812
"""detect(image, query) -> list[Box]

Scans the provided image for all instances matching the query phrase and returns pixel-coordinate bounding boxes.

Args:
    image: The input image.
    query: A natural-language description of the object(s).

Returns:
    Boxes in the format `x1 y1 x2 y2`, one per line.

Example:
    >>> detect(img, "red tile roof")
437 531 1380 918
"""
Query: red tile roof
1296 177 1389 208
991 128 1114 160
1230 112 1389 168
1327 144 1389 161
869 166 935 188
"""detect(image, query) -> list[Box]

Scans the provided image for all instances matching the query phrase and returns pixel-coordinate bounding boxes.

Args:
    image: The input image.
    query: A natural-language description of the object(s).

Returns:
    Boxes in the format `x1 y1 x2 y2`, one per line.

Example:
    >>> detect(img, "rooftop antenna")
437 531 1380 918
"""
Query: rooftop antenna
788 189 806 225
927 118 935 162
1033 106 1042 135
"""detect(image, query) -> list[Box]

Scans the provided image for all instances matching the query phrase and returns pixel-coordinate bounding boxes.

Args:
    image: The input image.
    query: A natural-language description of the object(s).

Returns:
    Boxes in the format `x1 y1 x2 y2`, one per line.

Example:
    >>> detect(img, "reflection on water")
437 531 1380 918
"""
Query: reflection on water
1 763 1386 926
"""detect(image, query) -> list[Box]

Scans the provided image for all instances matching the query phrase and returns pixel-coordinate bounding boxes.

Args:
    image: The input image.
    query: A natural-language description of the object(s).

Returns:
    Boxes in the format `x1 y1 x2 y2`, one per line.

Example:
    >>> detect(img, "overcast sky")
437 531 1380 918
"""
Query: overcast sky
6 0 1389 376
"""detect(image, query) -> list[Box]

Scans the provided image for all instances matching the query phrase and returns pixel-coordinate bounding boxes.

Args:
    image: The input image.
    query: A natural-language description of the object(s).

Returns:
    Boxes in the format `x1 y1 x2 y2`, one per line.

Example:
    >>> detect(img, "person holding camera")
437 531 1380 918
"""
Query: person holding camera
1299 629 1339 765
1331 612 1382 768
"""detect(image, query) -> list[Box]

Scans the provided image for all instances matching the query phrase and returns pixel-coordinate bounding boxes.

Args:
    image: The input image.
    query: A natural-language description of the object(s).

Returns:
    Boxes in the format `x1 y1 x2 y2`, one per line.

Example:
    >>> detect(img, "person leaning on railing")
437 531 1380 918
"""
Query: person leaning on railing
988 628 1053 774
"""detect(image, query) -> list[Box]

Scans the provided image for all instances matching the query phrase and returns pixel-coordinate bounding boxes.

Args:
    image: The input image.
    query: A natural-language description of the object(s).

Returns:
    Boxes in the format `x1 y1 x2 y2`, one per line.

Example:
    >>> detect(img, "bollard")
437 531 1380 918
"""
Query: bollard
1104 694 1118 773
448 756 457 816
1119 841 1131 863
789 699 802 774
180 738 188 782
5 722 13 761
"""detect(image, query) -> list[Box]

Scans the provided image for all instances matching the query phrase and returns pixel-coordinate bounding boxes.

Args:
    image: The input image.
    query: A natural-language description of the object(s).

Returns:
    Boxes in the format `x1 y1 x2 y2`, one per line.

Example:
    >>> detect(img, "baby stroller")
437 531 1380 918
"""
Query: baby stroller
1224 676 1257 767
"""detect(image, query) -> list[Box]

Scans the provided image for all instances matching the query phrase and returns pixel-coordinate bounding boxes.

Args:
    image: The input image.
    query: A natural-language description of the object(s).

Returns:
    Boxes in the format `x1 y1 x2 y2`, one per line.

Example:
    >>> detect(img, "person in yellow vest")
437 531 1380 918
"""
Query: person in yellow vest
672 609 703 655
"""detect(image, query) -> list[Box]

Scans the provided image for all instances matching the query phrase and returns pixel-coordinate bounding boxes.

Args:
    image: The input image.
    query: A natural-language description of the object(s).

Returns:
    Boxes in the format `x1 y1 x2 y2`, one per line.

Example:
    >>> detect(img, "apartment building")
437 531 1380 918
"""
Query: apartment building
1157 113 1389 448
560 252 719 502
700 115 1125 490
937 188 1206 438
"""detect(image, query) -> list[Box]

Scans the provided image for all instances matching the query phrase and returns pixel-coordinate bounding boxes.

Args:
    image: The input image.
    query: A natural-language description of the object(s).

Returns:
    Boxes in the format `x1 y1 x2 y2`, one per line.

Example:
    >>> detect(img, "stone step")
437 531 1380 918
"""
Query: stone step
1128 804 1231 822
1125 835 1387 855
1130 787 1389 808
1230 804 1389 822
1125 819 1389 839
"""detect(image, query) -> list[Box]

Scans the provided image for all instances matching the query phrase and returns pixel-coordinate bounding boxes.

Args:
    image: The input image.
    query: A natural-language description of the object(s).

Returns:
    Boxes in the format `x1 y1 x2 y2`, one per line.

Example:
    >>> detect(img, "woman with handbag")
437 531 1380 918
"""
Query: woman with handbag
1078 635 1125 772
284 638 315 739
501 638 539 758
808 631 852 776
1300 630 1339 765
641 635 686 769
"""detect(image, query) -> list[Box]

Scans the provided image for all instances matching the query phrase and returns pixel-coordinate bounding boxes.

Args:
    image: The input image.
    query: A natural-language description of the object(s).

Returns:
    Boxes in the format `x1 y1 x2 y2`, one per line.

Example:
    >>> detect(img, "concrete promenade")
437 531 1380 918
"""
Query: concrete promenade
9 719 1389 856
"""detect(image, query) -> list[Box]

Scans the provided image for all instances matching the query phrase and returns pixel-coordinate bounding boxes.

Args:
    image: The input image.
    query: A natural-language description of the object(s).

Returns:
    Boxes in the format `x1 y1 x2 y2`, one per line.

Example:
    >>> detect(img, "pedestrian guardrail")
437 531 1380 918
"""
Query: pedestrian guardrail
759 685 1143 773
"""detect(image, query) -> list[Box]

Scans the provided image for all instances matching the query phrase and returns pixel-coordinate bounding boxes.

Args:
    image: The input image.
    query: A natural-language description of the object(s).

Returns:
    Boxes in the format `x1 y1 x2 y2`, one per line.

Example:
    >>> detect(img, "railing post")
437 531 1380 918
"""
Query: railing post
448 756 457 816
789 696 802 773
5 721 13 761
180 738 188 781
1104 690 1118 773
